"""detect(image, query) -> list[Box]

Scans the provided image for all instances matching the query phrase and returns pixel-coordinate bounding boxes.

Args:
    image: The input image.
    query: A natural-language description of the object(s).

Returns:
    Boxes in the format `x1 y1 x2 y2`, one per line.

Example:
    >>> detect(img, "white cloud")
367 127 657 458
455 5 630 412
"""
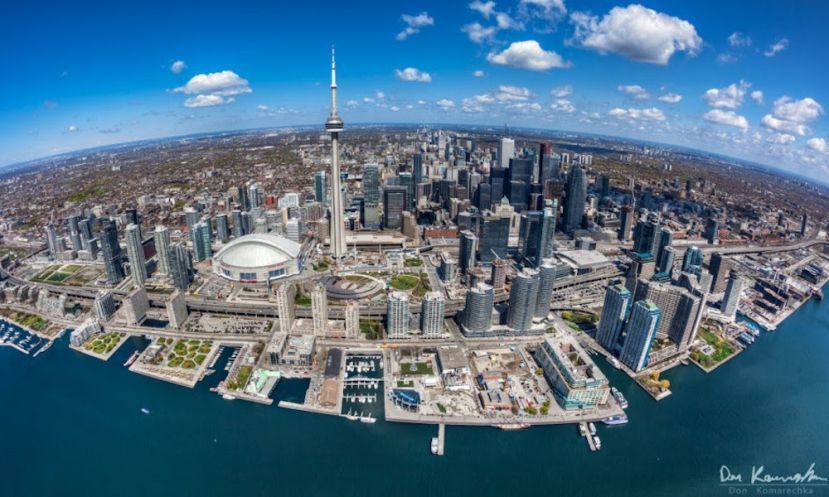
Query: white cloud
767 133 795 145
750 90 764 104
761 96 824 136
703 109 749 129
67 125 78 132
495 12 523 30
570 4 702 65
764 38 789 57
417 99 427 105
363 97 375 103
495 85 532 101
658 93 682 103
807 138 828 153
486 40 570 71
170 60 187 74
395 67 432 83
703 80 750 109
716 53 738 64
728 32 751 48
257 104 269 111
507 102 543 113
390 106 401 112
473 70 486 77
551 98 575 112
617 84 650 100
469 0 496 18
436 99 455 110
551 85 572 98
520 0 567 16
375 91 385 100
396 12 434 40
608 107 666 121
346 99 358 107
173 70 251 96
462 22 497 43
184 94 234 108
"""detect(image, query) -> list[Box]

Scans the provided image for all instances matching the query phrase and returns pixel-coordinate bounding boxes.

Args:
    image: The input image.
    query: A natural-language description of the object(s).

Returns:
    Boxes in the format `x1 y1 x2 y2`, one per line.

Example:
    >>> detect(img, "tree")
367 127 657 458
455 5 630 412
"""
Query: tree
660 379 670 390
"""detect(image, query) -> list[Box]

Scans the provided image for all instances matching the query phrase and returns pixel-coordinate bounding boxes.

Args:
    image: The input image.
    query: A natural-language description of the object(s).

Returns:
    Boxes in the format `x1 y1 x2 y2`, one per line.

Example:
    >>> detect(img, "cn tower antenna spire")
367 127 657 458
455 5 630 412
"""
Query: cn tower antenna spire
325 46 346 260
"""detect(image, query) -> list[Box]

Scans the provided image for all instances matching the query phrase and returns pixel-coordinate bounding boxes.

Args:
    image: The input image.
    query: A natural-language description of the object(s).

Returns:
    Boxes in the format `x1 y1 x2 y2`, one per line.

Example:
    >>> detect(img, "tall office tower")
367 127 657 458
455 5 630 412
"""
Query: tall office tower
215 213 230 243
461 282 495 335
231 209 244 238
93 290 117 321
285 218 301 242
326 48 347 259
191 222 211 262
633 279 703 350
311 283 328 337
800 213 808 237
598 175 611 199
399 172 415 211
520 207 556 267
438 252 457 282
248 182 263 209
705 218 719 244
618 205 634 241
78 218 93 250
478 211 511 263
534 260 557 318
458 230 478 275
67 215 82 252
100 219 124 284
633 213 660 255
344 301 360 338
241 212 252 237
709 252 731 293
539 149 561 186
490 258 509 291
386 291 410 338
125 208 140 239
562 164 587 234
489 166 508 206
682 245 704 273
45 224 59 259
506 157 532 212
474 182 492 211
237 185 250 211
125 223 147 287
507 268 540 332
655 228 673 267
363 163 380 203
619 300 661 372
382 186 407 229
169 243 192 290
658 246 676 275
596 284 631 352
498 137 515 168
412 153 423 187
420 291 445 337
153 225 172 275
166 289 189 329
274 283 296 333
721 271 744 318
699 272 713 294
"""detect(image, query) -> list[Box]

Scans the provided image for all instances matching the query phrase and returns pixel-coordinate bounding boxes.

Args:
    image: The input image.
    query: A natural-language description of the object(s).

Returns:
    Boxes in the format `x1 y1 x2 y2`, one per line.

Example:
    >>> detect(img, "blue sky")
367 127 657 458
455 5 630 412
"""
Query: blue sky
2 0 829 179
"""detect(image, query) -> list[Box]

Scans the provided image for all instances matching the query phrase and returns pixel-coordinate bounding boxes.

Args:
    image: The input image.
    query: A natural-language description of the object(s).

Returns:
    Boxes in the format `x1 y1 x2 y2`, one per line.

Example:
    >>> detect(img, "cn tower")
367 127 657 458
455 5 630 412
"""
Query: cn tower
325 47 347 259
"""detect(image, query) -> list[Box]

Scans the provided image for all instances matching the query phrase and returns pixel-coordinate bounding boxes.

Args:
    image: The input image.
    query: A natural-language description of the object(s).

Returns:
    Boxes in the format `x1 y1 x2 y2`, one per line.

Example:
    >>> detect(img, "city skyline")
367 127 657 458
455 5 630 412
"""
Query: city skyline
3 1 829 181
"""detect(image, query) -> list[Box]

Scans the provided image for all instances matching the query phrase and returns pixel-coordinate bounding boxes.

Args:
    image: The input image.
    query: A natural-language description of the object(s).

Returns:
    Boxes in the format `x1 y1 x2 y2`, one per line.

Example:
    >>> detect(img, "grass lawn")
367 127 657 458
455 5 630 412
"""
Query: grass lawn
227 365 253 390
397 380 414 388
693 328 736 367
404 258 422 267
359 320 383 340
401 361 434 375
390 273 431 298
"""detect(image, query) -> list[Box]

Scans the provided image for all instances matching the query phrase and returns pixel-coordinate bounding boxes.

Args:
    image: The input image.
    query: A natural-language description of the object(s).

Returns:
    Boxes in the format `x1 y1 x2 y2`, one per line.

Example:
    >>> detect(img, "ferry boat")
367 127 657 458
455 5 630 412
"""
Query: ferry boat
499 423 530 431
611 387 628 409
123 351 140 367
602 414 629 426
593 435 602 450
738 333 755 346
588 422 597 436
606 355 622 369
430 437 439 455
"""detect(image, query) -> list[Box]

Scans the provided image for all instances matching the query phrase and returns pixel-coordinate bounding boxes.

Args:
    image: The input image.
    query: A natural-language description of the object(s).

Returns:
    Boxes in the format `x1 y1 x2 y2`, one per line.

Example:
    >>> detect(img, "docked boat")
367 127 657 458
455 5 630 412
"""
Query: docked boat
812 287 824 300
499 423 530 431
588 422 597 436
222 394 236 400
611 387 629 409
602 415 629 426
430 437 439 455
593 435 602 450
359 414 376 424
738 333 755 346
606 355 622 369
578 423 587 437
123 351 140 367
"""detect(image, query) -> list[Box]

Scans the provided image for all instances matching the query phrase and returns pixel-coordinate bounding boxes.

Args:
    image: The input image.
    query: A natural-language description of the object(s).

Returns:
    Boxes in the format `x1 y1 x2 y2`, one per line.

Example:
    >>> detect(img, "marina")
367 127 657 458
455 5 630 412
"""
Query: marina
0 319 49 356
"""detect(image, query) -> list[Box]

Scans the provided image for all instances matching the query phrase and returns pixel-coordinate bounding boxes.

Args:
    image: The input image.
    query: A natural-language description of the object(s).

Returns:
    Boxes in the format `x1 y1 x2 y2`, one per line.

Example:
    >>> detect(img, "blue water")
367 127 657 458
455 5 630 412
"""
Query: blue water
2 292 829 497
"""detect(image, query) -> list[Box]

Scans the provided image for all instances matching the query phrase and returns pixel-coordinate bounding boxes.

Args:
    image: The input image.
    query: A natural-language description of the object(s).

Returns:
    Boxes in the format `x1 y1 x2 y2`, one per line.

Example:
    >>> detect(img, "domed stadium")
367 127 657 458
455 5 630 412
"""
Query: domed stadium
212 233 302 283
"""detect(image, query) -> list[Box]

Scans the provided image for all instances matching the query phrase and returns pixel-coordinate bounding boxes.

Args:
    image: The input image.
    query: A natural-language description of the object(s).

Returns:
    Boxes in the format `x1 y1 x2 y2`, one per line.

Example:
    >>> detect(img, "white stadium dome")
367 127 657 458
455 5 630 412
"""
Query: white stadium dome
212 233 302 283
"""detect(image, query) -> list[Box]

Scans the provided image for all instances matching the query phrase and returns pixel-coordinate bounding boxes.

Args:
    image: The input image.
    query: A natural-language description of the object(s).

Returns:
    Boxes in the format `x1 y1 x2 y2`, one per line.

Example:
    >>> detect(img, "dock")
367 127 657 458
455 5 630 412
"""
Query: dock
436 423 445 456
580 422 597 452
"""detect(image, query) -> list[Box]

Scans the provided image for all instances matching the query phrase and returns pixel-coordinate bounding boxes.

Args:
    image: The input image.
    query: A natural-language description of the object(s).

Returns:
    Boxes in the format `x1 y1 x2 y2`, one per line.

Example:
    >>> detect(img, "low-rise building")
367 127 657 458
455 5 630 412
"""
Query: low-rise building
535 335 609 410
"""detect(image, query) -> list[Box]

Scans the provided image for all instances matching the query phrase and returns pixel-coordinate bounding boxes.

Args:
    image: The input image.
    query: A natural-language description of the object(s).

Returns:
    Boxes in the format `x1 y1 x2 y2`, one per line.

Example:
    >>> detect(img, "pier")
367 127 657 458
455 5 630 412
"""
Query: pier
436 423 445 456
